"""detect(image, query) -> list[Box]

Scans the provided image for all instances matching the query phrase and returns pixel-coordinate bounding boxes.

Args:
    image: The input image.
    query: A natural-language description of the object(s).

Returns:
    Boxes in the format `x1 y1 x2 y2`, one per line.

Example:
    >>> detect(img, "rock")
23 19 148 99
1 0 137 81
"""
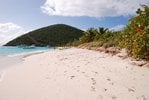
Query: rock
105 47 120 55
143 63 149 68
131 61 147 67
96 47 105 52
117 49 128 59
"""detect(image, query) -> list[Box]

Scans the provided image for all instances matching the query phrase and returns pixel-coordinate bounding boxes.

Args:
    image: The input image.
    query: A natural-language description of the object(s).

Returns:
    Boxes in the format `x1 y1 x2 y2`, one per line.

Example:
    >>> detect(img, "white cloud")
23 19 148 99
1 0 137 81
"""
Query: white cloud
41 0 149 17
0 23 25 45
110 24 125 31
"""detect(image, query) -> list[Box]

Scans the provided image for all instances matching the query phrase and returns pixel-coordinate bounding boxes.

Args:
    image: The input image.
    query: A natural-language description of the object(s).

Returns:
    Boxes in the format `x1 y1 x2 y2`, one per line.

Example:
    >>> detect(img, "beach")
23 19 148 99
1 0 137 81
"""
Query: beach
0 47 149 100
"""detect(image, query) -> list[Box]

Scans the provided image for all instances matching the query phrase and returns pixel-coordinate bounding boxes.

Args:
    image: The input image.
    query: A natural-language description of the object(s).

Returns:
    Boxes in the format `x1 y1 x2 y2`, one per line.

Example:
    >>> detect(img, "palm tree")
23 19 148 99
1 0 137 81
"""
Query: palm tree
79 28 96 43
94 27 109 41
80 27 109 43
98 27 108 35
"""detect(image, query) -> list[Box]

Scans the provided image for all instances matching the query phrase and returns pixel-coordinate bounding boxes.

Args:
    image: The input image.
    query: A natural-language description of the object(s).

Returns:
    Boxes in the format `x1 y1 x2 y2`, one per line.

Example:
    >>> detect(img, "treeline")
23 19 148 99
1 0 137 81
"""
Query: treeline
70 5 149 60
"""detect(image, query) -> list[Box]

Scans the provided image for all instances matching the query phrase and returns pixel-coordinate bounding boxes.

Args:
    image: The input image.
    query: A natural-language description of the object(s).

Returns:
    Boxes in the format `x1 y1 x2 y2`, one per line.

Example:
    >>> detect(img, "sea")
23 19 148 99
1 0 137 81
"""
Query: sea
0 46 53 70
0 46 52 57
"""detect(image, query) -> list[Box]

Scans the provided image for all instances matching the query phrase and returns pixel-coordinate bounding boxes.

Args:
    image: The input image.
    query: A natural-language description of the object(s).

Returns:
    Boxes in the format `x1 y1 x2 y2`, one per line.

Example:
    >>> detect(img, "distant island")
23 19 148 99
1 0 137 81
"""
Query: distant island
5 24 83 47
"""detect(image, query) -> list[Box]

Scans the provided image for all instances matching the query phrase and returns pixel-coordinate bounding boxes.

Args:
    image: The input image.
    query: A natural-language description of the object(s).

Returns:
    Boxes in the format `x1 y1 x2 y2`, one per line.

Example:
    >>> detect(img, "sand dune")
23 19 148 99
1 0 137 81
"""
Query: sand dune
0 48 149 100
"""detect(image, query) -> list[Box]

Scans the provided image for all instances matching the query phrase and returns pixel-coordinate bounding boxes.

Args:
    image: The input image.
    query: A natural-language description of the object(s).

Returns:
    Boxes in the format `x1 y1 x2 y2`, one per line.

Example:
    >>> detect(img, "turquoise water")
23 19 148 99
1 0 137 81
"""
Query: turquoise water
0 46 52 56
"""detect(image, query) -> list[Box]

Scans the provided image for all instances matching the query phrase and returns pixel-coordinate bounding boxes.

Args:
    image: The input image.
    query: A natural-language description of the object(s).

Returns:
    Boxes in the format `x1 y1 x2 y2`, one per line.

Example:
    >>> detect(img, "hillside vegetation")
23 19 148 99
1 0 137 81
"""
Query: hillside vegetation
5 24 83 47
72 5 149 60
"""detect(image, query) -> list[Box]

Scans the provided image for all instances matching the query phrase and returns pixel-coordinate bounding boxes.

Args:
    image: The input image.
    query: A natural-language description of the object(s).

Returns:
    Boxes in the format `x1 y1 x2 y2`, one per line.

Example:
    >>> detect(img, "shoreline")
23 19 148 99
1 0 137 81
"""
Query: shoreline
0 47 149 100
0 50 48 83
0 49 53 71
0 56 23 70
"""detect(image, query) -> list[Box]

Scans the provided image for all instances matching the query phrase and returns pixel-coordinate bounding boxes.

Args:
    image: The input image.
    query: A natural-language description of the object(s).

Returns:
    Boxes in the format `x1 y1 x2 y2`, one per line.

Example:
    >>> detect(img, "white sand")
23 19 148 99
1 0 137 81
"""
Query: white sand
0 56 23 70
0 48 149 100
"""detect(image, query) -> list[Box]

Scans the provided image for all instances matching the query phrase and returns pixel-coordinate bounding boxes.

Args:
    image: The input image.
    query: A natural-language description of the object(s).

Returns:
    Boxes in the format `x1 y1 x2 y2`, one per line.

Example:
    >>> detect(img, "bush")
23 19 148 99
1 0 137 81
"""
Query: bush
73 5 149 60
119 5 149 59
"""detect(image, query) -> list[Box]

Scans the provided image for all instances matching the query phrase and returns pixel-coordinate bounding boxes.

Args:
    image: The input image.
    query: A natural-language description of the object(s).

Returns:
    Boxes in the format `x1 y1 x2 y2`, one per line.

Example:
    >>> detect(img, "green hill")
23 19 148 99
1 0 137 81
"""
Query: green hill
5 24 83 46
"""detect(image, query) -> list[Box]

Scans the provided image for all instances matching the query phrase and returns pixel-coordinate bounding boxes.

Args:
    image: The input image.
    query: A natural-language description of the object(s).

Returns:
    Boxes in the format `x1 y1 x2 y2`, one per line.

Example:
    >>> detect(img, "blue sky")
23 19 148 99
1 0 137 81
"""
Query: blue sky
0 0 148 45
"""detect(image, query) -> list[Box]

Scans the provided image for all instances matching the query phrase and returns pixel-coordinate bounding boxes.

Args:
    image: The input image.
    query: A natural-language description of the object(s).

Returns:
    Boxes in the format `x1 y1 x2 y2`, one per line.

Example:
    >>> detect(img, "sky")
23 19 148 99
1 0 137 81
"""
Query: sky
0 0 149 45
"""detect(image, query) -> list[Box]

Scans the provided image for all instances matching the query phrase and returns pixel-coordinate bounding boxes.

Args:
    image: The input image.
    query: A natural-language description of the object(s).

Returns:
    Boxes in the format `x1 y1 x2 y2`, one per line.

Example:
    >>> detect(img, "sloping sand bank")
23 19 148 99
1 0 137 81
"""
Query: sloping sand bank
0 48 149 100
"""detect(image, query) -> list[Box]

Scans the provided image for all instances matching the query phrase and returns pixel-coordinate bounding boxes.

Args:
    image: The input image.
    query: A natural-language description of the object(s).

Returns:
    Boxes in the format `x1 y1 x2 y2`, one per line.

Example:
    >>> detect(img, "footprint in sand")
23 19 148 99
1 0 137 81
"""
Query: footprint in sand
91 78 96 85
92 71 98 75
70 76 75 79
107 78 111 81
106 78 115 85
64 70 67 73
104 88 107 92
45 76 51 79
110 82 114 85
109 70 112 72
77 66 80 68
85 75 89 78
91 86 96 91
133 78 136 80
137 95 147 100
82 72 85 74
112 95 117 100
90 78 97 92
130 67 134 71
85 62 90 65
64 71 67 75
77 70 80 72
98 95 103 99
128 87 135 92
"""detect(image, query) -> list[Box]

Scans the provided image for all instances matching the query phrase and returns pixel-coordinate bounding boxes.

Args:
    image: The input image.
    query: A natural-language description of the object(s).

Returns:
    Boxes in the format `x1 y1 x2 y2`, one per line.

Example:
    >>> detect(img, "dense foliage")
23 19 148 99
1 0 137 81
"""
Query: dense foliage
78 27 119 48
74 5 149 60
118 5 149 59
5 24 83 47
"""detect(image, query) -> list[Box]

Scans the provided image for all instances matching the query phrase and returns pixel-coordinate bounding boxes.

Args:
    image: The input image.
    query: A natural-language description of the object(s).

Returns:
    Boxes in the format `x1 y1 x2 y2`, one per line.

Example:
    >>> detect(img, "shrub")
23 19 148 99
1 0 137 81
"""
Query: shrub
119 5 149 59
